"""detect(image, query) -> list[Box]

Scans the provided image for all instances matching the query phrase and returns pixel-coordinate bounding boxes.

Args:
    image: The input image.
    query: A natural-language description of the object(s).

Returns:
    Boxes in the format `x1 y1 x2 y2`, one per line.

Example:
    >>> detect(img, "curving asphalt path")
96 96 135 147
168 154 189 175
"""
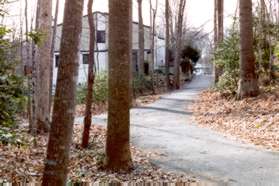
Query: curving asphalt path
75 75 279 186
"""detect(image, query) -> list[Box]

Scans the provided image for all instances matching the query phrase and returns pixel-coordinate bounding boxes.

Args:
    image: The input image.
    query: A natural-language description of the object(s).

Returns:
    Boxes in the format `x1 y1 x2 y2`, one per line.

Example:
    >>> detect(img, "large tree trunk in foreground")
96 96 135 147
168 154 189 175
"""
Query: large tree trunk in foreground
174 0 186 89
82 0 96 148
138 0 145 76
105 0 133 171
35 0 52 133
42 0 84 185
237 0 259 99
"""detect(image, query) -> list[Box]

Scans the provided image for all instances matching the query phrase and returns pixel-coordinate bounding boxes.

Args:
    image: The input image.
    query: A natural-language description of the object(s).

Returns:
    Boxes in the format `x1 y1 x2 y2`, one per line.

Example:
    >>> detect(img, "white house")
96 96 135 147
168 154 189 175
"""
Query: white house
53 11 165 86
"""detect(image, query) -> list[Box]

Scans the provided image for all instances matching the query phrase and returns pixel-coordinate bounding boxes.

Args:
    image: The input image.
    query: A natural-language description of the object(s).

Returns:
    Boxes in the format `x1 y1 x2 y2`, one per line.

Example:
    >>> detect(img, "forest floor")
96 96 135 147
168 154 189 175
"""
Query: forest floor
77 75 279 185
0 89 195 183
0 124 195 183
75 94 161 117
192 86 279 151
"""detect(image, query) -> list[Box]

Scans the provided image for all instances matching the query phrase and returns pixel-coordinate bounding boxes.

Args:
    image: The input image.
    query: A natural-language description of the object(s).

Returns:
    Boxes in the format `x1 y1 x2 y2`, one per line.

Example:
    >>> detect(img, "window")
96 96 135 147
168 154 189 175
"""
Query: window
97 30 106 43
83 54 89 64
55 55 60 67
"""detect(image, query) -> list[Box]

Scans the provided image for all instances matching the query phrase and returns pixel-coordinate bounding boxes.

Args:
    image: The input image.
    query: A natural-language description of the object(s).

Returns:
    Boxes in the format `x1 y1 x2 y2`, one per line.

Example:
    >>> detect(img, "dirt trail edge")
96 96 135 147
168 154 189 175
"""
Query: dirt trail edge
75 75 279 186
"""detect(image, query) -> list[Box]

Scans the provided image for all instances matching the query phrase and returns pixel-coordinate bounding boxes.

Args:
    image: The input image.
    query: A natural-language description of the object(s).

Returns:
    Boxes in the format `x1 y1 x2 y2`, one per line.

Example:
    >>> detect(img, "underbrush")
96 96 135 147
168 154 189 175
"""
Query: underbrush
76 72 167 105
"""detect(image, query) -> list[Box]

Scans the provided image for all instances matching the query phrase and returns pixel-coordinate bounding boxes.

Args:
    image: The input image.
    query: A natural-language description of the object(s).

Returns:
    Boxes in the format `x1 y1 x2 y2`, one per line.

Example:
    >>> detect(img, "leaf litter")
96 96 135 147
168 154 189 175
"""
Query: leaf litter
0 124 196 183
192 88 279 151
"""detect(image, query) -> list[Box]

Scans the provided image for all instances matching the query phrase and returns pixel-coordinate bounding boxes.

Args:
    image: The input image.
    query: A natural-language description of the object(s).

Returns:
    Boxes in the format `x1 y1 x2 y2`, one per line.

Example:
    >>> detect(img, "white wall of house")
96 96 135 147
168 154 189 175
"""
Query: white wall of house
53 12 165 86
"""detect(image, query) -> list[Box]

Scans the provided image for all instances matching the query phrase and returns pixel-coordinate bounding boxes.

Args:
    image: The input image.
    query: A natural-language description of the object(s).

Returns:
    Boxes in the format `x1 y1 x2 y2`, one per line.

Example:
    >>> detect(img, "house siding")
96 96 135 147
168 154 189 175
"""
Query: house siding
53 11 165 86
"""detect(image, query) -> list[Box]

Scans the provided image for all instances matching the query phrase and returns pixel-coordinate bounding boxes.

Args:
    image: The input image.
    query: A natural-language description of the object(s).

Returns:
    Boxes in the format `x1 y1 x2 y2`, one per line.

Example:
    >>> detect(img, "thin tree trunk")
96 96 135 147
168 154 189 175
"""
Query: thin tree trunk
30 1 40 135
95 14 100 73
138 0 145 76
82 0 95 148
214 0 218 45
35 0 52 133
42 0 84 184
165 0 171 89
214 0 224 83
217 0 224 42
49 0 60 113
237 0 259 99
105 0 133 171
24 0 33 130
174 0 186 89
149 0 157 94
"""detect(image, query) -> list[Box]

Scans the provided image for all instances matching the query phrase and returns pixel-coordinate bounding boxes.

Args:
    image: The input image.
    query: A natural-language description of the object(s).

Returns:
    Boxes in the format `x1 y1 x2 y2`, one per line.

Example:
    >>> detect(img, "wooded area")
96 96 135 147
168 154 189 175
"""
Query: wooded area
0 0 279 185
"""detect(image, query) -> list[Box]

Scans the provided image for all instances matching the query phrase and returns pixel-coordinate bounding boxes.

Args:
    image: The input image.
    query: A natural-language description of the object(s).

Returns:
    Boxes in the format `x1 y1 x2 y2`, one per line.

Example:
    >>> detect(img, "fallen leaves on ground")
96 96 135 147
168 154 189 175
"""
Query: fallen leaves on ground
0 124 195 183
75 94 161 117
75 102 108 117
192 88 279 151
135 95 161 106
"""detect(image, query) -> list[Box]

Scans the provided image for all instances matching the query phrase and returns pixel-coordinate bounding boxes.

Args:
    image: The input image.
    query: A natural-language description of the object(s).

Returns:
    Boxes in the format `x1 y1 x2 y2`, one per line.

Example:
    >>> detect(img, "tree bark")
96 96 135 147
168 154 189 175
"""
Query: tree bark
217 0 224 42
24 0 33 131
214 0 224 83
42 0 84 184
174 0 186 89
35 0 52 133
214 0 218 44
138 0 145 76
165 0 171 89
82 0 95 148
237 0 259 99
105 0 133 171
49 0 60 113
30 0 41 135
149 0 158 94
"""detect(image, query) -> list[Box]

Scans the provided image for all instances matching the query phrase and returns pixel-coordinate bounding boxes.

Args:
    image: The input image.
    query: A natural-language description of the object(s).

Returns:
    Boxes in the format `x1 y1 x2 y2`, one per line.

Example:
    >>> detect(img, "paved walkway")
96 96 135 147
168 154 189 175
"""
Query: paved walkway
75 75 279 186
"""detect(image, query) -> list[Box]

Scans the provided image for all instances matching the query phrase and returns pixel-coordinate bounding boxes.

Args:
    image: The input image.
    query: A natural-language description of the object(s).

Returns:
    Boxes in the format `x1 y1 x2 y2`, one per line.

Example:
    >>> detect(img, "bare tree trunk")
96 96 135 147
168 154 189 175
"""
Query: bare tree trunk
214 0 224 83
82 0 95 148
258 0 265 69
42 0 84 184
149 0 158 94
214 0 218 44
49 0 60 112
35 0 52 133
237 0 259 99
217 0 224 42
24 0 33 130
174 0 186 89
105 0 133 171
165 0 171 89
267 0 274 82
30 1 41 135
138 0 145 76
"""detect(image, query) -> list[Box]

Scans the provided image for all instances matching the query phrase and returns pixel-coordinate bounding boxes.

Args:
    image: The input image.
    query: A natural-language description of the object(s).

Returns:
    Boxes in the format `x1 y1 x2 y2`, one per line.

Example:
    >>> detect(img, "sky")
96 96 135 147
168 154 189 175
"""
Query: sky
2 0 238 36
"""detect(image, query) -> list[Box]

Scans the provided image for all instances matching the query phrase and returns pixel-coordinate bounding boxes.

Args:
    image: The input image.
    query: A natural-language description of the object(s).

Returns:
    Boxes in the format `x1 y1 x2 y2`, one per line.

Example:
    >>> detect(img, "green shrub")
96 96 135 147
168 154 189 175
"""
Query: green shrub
0 27 26 127
214 28 240 93
76 72 108 104
133 74 153 95
0 128 24 145
76 72 157 104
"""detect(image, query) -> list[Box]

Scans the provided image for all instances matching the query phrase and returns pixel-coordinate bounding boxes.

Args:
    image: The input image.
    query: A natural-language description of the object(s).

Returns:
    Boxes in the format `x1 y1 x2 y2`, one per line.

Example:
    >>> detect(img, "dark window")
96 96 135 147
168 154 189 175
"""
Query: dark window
55 55 60 67
83 54 89 64
97 30 106 43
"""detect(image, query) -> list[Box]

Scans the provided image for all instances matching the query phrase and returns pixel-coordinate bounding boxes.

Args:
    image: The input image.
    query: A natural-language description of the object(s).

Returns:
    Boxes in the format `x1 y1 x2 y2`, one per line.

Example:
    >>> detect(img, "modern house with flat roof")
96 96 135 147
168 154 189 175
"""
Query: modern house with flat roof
53 11 166 86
